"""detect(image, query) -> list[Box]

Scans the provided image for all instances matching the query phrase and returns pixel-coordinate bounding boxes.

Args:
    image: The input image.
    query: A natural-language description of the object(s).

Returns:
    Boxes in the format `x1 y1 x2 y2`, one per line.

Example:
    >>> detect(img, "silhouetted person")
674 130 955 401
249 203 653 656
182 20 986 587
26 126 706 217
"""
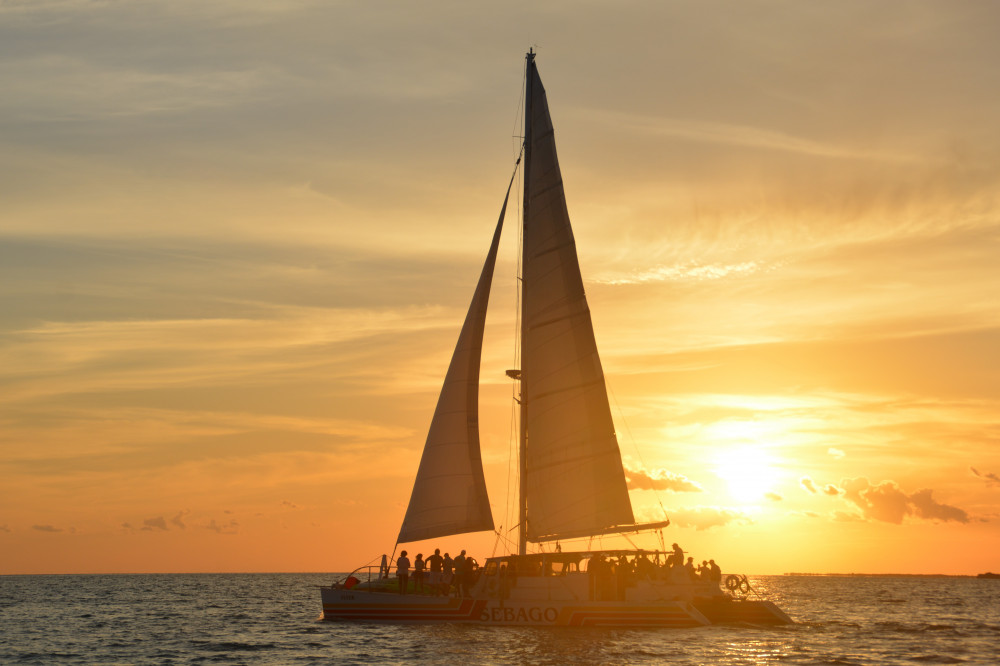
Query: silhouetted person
636 552 656 580
442 553 454 595
453 550 467 596
685 556 697 581
413 553 425 593
428 548 443 595
709 559 722 584
396 550 410 594
670 542 684 567
461 555 476 597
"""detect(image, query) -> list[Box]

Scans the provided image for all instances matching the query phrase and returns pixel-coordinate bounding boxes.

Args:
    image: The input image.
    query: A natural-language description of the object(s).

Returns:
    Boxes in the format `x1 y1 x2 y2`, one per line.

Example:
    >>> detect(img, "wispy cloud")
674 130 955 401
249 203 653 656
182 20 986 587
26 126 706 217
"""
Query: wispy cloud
170 510 190 530
667 506 753 531
142 516 168 531
970 467 1000 488
205 518 239 535
32 524 63 533
593 261 764 285
626 467 702 492
590 110 930 164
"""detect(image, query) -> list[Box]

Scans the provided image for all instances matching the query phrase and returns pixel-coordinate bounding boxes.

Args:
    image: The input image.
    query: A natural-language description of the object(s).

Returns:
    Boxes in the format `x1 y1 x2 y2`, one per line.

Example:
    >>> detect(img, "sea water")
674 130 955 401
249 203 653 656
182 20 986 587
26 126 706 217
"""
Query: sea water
1 573 997 664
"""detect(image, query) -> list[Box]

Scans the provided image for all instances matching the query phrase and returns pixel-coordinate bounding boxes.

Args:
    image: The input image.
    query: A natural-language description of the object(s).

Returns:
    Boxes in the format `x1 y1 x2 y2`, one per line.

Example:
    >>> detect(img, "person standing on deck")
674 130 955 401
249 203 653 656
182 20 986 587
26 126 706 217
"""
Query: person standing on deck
427 548 443 596
709 559 722 586
413 553 426 593
396 550 411 595
442 552 454 596
453 550 466 597
685 556 697 581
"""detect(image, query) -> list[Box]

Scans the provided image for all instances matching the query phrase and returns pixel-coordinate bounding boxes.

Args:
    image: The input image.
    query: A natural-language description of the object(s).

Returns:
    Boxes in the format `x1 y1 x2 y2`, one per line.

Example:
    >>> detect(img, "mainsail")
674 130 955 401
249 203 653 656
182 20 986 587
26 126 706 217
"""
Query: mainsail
520 55 636 542
396 177 516 544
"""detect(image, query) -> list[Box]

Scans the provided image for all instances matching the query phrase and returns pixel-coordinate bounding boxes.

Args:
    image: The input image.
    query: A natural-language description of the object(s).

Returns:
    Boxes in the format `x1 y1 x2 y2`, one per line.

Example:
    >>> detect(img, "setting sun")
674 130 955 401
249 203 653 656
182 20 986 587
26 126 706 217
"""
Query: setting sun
713 446 781 503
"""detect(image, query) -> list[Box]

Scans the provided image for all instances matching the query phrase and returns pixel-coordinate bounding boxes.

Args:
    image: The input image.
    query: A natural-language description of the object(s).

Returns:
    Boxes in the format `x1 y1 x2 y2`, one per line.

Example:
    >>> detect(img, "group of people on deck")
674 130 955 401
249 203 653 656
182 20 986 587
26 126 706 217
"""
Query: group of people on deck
588 543 722 601
394 548 478 596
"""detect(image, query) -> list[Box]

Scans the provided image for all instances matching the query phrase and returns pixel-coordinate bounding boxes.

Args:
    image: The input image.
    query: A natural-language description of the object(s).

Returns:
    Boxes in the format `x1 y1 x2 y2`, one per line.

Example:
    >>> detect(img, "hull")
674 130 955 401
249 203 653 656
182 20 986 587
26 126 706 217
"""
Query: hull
320 588 709 627
692 597 794 625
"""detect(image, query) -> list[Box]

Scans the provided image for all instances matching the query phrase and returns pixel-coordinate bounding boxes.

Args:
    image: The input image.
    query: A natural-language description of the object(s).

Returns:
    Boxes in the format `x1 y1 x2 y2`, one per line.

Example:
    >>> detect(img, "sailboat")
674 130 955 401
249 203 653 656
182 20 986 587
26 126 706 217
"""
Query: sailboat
320 52 792 627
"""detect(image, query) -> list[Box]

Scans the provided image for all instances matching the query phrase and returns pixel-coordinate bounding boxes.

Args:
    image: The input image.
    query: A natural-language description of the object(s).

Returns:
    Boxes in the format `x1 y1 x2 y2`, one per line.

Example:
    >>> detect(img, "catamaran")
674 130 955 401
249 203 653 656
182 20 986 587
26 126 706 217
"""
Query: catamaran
320 51 792 627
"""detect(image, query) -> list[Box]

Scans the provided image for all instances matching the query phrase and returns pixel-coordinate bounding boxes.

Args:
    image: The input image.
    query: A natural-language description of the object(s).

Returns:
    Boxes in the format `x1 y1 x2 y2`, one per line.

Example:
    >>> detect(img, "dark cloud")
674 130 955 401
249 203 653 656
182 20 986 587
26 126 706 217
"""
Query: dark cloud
970 467 1000 488
170 509 190 530
909 489 970 523
32 524 62 532
281 500 300 509
205 518 239 535
800 477 818 494
823 484 843 496
626 468 702 492
142 516 168 531
839 477 969 524
668 507 751 531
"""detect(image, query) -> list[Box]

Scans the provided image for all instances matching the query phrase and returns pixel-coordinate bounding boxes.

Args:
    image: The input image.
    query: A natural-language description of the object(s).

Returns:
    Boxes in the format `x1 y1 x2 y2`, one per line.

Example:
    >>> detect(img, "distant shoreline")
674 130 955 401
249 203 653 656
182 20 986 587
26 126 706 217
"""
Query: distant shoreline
2 571 995 578
782 572 993 578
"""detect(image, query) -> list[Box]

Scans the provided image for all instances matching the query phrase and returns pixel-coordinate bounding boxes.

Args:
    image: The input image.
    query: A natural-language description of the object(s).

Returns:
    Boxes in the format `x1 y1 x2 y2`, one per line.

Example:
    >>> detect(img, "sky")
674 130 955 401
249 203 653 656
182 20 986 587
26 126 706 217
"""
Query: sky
1 0 998 575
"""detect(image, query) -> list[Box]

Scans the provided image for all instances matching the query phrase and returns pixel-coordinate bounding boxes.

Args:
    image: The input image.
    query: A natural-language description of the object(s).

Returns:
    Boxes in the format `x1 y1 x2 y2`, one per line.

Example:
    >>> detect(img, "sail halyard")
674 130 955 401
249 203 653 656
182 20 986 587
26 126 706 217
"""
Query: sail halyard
519 53 637 546
396 166 520 545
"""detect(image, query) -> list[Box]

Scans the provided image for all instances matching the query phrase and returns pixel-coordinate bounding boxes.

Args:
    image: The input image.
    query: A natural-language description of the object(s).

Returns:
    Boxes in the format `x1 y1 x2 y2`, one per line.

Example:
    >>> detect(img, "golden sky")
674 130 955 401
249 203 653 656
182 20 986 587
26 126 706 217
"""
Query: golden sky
2 1 998 575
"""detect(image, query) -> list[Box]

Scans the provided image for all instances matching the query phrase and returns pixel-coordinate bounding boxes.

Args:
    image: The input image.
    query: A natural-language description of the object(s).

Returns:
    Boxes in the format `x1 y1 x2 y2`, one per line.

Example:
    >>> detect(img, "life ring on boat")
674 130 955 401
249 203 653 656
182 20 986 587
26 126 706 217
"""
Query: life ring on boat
739 577 750 595
725 574 742 591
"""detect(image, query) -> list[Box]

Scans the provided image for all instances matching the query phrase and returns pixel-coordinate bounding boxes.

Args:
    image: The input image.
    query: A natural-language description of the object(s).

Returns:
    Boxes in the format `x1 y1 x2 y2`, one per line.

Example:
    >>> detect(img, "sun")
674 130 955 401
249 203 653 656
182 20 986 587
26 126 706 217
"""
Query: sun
713 446 780 503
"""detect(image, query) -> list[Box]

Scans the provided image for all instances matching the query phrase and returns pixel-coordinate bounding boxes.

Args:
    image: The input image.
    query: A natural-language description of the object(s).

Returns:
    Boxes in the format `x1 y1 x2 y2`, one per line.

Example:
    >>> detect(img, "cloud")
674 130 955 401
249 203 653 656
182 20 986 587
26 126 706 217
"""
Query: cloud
839 477 969 524
281 500 300 509
170 509 190 530
908 489 970 523
0 524 9 532
668 507 752 531
823 484 843 496
800 477 818 494
828 448 846 459
764 492 783 501
626 468 702 492
32 524 62 532
142 516 168 531
594 261 764 285
205 518 239 535
832 511 865 522
970 467 1000 488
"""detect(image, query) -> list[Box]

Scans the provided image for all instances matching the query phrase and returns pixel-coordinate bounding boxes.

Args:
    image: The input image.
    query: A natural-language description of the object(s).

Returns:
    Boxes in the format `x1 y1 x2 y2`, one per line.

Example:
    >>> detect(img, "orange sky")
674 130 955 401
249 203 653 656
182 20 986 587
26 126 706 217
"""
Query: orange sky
2 1 999 576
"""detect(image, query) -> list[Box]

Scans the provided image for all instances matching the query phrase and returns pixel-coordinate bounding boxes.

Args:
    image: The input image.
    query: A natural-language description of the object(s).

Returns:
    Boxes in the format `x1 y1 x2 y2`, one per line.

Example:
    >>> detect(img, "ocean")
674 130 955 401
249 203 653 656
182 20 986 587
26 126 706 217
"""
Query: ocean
1 573 997 664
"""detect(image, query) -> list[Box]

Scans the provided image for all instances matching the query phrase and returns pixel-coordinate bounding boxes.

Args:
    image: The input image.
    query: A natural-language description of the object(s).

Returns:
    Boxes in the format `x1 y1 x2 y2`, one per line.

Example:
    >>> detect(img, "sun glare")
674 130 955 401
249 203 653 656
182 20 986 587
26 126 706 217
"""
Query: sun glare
713 446 780 503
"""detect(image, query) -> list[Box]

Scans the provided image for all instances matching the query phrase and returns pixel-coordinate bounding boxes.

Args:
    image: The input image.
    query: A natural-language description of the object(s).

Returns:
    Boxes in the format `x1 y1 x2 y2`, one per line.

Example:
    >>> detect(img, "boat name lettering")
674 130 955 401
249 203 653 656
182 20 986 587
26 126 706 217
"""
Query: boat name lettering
480 606 558 623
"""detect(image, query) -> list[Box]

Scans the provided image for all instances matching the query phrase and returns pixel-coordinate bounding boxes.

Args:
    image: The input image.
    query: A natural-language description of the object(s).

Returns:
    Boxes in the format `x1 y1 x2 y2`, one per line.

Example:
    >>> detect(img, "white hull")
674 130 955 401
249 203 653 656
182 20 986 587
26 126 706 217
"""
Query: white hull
321 570 792 626
320 587 709 627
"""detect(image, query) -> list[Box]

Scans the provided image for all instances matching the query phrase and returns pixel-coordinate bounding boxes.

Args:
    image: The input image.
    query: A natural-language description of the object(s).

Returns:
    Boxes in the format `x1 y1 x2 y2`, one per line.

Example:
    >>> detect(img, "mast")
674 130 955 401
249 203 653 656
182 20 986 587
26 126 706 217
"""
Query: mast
518 48 534 557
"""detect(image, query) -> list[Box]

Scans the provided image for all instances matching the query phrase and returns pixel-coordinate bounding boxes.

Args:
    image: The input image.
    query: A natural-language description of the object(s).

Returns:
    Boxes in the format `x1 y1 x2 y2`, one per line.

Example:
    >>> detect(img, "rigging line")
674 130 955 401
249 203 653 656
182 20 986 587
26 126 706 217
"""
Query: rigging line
606 379 670 521
503 147 525 557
